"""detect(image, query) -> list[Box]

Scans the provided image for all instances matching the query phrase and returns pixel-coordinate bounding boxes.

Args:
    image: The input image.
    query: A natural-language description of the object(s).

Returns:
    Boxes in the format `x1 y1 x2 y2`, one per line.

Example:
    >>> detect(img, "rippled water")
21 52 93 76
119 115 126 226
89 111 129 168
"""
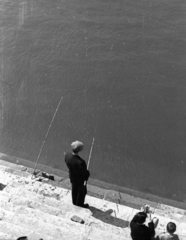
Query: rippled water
0 0 186 202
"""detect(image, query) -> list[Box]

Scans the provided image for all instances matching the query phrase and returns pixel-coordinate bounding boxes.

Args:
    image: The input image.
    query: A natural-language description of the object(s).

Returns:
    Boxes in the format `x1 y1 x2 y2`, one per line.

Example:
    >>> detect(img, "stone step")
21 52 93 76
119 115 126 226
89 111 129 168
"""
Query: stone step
2 180 132 223
0 198 127 237
2 170 186 225
3 183 92 216
88 227 130 240
1 162 186 240
0 207 130 240
0 199 87 232
0 189 128 237
0 232 16 240
1 181 130 225
1 163 186 224
0 164 12 172
0 221 62 240
2 176 70 203
0 208 86 240
3 182 186 230
0 165 30 179
2 181 186 237
0 191 91 223
0 160 15 168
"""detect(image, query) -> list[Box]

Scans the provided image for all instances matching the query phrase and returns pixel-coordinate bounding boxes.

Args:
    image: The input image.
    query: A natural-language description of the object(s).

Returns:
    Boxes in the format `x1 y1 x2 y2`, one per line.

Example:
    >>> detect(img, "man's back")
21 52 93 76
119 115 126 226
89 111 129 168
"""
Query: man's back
158 232 179 240
65 152 89 185
130 219 155 240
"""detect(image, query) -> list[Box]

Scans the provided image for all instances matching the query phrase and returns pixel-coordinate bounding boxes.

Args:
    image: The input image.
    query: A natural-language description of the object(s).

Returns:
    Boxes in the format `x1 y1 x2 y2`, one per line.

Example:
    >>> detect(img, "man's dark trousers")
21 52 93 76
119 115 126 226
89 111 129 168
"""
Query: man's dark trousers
72 184 87 207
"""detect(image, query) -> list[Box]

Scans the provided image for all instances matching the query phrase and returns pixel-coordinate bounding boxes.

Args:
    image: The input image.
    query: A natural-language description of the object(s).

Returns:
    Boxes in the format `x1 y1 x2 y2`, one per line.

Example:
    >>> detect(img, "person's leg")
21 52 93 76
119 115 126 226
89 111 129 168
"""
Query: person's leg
152 217 159 229
71 184 78 205
76 185 87 207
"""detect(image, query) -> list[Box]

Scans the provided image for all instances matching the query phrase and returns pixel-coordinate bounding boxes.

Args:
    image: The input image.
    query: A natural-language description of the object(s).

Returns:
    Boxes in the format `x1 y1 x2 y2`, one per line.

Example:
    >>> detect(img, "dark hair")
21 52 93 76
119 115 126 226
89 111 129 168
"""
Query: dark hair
17 237 28 240
72 148 79 154
167 222 176 233
135 212 147 224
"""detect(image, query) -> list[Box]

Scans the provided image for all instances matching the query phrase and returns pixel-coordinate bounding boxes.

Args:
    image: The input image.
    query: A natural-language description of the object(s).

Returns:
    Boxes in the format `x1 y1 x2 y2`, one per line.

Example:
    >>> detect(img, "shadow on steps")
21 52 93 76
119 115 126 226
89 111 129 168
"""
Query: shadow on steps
0 183 6 191
89 206 129 228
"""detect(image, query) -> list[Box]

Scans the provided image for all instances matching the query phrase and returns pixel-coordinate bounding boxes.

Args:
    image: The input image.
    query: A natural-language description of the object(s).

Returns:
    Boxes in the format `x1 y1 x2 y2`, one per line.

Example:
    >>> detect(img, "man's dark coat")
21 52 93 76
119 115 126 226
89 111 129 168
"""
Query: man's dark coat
65 152 90 185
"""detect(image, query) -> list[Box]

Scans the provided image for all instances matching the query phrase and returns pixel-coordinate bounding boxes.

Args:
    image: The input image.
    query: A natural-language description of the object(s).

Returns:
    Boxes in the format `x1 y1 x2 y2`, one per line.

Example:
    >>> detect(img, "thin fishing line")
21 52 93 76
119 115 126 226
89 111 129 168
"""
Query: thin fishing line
32 95 63 176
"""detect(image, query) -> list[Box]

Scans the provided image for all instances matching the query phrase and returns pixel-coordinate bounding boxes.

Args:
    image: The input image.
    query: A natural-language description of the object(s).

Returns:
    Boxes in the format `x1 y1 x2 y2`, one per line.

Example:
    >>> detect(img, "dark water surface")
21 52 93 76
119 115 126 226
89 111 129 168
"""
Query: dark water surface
1 0 186 203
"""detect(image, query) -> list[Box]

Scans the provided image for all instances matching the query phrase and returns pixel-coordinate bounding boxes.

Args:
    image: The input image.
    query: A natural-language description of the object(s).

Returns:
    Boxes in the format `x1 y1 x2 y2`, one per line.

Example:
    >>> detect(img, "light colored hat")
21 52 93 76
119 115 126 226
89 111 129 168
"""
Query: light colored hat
71 140 84 152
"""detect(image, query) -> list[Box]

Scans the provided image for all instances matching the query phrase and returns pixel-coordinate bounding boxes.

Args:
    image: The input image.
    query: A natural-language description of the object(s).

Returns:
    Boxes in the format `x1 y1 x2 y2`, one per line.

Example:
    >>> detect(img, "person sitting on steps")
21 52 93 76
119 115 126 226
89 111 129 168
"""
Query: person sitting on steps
157 222 180 240
16 237 28 240
130 204 159 240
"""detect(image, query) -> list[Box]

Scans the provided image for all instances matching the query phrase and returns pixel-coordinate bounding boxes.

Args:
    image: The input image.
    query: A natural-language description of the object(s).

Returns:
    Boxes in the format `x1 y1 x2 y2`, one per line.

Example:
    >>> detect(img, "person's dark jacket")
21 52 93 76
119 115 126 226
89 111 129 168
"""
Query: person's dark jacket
65 152 90 185
130 214 155 240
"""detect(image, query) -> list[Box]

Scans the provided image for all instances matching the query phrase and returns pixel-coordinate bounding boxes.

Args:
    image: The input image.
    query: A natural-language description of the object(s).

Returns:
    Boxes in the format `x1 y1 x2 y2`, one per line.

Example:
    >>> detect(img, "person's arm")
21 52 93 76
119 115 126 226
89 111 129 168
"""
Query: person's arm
156 232 165 240
147 220 155 237
149 212 152 221
143 207 155 236
130 213 138 229
131 214 138 223
79 161 90 181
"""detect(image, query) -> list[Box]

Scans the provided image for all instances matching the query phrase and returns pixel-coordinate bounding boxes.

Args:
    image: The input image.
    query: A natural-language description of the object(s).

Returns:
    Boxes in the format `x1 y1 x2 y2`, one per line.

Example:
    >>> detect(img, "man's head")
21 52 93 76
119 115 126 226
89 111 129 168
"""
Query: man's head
167 222 176 234
71 140 84 154
135 212 147 224
17 237 28 240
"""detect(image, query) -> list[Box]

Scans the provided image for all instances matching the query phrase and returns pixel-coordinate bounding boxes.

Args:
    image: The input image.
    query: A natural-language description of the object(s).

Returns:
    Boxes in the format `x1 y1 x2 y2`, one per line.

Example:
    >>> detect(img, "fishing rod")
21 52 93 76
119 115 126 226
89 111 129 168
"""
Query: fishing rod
87 137 95 170
84 116 98 185
84 136 95 186
32 95 64 177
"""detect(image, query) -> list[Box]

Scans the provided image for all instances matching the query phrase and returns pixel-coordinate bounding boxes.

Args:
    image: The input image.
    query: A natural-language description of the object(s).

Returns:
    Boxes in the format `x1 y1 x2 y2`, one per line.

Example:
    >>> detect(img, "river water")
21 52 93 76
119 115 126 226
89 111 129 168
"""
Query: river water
0 0 186 203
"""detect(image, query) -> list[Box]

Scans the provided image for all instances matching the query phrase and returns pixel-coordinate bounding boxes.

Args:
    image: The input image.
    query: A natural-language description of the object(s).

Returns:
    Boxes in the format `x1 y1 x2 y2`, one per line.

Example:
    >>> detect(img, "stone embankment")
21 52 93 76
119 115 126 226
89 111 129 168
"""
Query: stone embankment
0 159 186 240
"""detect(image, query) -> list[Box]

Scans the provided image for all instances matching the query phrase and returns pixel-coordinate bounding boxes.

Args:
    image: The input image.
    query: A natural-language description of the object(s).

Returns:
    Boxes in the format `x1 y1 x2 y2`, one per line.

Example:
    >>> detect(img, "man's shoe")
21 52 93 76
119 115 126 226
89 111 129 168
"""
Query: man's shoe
82 203 89 208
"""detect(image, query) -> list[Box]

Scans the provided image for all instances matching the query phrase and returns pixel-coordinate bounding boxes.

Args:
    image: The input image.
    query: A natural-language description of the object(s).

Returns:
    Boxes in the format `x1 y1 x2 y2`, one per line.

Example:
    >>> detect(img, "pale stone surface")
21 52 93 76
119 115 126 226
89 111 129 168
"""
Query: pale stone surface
0 159 186 240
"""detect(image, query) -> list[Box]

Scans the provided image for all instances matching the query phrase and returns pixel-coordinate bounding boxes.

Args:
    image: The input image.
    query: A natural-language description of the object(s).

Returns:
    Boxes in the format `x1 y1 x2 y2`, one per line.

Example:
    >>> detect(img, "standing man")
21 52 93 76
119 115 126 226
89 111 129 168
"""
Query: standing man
65 140 90 208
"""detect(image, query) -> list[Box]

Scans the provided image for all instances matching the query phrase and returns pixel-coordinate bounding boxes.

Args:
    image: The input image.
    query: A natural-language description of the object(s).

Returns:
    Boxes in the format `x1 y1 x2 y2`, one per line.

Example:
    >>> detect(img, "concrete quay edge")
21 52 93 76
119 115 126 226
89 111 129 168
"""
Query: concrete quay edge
0 153 186 211
0 156 186 240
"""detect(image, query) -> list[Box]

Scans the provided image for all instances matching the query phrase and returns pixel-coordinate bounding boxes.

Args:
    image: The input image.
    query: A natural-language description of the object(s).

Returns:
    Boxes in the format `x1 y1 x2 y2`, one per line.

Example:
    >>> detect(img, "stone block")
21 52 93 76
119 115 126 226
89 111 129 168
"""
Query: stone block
21 167 27 171
1 200 87 233
4 168 15 174
15 170 30 178
0 191 11 202
54 175 65 182
71 215 85 224
0 160 13 168
4 168 30 178
0 221 33 237
0 232 16 240
10 196 31 207
87 227 130 240
0 209 15 221
0 212 4 220
26 167 35 174
0 165 8 173
10 213 83 239
0 221 61 240
11 164 23 171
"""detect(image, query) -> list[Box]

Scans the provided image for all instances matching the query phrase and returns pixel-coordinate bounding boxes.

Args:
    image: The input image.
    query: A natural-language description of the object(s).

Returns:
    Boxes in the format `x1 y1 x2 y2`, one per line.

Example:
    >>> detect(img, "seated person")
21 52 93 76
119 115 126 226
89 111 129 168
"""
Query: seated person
17 237 28 240
157 222 179 240
130 205 159 240
17 237 43 240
